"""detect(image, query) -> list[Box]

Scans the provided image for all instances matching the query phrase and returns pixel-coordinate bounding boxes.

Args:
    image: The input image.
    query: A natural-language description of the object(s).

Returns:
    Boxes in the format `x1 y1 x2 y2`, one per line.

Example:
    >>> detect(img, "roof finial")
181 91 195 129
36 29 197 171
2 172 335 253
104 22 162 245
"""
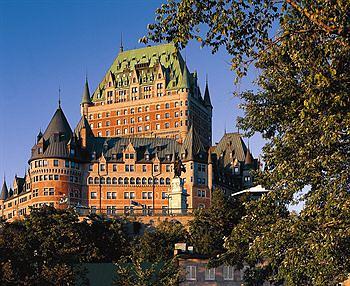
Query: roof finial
206 73 208 85
224 121 227 135
58 86 61 108
120 32 124 52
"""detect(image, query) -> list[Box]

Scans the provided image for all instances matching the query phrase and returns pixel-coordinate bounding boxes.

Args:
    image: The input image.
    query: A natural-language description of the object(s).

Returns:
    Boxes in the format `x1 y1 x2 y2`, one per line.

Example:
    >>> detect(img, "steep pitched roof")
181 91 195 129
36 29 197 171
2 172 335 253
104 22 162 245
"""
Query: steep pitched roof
74 116 94 138
81 78 91 104
0 181 8 200
42 107 72 140
203 78 212 107
179 62 190 89
244 148 253 165
91 43 193 101
181 125 206 161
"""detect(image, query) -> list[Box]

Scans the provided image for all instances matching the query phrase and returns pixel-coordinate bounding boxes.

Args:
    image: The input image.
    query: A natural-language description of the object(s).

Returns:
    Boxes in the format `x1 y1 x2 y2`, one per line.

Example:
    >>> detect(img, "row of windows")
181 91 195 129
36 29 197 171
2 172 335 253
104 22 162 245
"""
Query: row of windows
32 188 55 197
96 121 187 137
93 110 187 128
90 191 169 200
87 177 171 185
33 174 59 182
186 265 242 281
94 163 171 173
89 101 189 120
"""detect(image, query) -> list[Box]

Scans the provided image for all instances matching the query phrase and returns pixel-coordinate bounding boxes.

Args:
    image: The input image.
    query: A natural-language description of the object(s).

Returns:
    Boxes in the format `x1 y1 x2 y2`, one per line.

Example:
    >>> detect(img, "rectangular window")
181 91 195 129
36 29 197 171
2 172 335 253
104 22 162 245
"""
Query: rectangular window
89 164 93 171
147 192 153 199
186 266 197 281
49 188 54 196
205 268 215 281
162 192 167 199
130 192 135 199
44 188 49 196
113 164 117 171
90 192 97 199
124 192 130 199
154 165 159 172
100 164 105 171
107 192 112 199
112 192 117 199
125 165 130 172
223 266 234 280
142 192 147 199
130 165 135 172
65 160 69 168
166 165 171 172
54 175 59 180
53 160 59 167
142 165 147 172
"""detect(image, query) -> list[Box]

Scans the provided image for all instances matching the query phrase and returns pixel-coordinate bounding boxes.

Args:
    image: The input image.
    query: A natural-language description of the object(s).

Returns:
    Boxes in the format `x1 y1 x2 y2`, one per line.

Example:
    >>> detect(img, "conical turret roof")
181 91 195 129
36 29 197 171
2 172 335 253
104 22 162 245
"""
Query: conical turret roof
42 106 72 140
81 78 91 104
0 181 8 200
245 148 253 165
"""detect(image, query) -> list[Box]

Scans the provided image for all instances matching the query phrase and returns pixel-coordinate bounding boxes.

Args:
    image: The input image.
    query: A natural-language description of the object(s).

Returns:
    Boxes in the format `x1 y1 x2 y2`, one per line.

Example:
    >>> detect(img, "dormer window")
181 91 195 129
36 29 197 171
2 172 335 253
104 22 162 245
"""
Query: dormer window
70 149 75 156
145 154 150 160
166 154 171 161
38 147 43 154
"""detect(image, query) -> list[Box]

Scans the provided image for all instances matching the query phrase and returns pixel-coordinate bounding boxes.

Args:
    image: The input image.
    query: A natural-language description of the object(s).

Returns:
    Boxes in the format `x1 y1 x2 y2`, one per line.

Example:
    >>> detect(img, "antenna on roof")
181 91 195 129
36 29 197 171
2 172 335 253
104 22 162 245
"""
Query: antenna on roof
120 32 124 52
58 86 61 108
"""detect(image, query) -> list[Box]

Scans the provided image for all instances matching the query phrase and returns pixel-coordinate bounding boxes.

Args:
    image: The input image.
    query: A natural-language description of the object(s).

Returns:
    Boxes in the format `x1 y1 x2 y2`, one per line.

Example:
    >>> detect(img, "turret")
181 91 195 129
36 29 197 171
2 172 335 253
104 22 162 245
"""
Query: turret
0 180 8 201
80 77 91 117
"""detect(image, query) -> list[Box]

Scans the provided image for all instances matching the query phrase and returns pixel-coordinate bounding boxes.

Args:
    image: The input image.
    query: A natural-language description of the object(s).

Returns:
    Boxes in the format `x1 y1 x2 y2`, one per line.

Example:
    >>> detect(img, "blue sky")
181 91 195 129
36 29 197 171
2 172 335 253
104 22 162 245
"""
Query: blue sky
0 0 265 184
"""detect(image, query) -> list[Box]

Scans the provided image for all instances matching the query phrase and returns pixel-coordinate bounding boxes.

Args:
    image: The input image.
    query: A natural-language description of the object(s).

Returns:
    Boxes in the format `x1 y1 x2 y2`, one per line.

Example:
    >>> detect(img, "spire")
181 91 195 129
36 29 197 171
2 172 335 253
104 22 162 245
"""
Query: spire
245 141 253 165
179 60 190 90
58 86 61 108
204 74 212 108
0 179 8 201
81 77 91 105
120 32 124 53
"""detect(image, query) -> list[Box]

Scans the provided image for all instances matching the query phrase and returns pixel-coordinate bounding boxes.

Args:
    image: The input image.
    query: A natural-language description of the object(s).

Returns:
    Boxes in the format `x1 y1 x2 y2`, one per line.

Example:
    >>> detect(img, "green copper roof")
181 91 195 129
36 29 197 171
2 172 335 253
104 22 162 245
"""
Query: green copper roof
91 43 193 102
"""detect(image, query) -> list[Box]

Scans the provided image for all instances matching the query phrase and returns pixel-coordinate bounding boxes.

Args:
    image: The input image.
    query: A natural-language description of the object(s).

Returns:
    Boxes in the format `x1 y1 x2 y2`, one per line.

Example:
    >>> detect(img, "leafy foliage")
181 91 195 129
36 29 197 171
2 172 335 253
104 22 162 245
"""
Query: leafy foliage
189 188 244 257
0 207 129 285
145 0 350 285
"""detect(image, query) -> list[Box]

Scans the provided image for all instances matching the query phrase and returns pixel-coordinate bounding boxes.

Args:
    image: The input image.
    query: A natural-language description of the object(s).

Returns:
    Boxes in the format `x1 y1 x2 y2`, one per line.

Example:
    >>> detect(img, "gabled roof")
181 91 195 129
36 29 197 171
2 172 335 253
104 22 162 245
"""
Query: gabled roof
0 181 8 200
181 125 206 161
42 107 72 140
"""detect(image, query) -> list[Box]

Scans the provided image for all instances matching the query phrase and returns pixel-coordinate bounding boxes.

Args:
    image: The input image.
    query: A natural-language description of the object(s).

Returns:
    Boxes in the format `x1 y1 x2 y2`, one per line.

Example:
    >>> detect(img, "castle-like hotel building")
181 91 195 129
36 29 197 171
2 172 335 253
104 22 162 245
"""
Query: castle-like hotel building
0 43 257 220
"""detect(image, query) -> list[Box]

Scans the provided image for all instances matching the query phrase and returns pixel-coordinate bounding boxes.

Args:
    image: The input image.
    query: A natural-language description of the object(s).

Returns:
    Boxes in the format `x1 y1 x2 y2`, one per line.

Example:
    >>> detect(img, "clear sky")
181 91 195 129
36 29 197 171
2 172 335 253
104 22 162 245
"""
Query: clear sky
0 0 265 185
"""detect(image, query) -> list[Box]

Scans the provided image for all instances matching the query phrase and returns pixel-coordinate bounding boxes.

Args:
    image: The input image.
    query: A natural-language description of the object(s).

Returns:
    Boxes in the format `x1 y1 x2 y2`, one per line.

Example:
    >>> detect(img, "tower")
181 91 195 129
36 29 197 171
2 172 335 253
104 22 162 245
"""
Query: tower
81 77 91 117
203 75 213 146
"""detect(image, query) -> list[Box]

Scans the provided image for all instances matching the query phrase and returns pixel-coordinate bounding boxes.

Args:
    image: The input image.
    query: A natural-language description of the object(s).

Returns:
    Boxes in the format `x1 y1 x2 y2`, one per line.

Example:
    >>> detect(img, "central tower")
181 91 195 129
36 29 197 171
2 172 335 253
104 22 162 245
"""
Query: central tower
81 43 212 147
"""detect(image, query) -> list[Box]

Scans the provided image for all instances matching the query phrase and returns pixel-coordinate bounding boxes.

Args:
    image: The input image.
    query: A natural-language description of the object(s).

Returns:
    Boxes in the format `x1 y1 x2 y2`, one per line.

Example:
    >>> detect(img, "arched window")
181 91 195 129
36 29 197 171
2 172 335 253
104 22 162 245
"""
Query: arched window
94 177 99 185
88 177 93 184
154 178 159 185
124 177 129 185
130 177 135 184
118 177 123 184
142 177 147 185
106 177 111 184
136 177 141 184
160 178 165 185
148 177 153 185
166 178 171 185
112 177 117 184
100 177 105 184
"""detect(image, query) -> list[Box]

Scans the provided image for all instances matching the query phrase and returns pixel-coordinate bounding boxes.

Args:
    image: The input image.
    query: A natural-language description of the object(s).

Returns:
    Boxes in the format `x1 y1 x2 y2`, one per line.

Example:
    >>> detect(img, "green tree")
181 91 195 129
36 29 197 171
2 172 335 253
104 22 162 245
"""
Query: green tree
115 220 186 285
133 220 188 262
145 1 350 285
189 189 244 256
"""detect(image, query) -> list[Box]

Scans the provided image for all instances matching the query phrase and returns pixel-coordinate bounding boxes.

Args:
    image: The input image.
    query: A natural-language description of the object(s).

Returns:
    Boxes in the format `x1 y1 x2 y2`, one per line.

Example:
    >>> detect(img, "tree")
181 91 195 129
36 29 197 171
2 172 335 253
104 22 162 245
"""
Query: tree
189 188 244 257
114 220 186 285
144 1 350 285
